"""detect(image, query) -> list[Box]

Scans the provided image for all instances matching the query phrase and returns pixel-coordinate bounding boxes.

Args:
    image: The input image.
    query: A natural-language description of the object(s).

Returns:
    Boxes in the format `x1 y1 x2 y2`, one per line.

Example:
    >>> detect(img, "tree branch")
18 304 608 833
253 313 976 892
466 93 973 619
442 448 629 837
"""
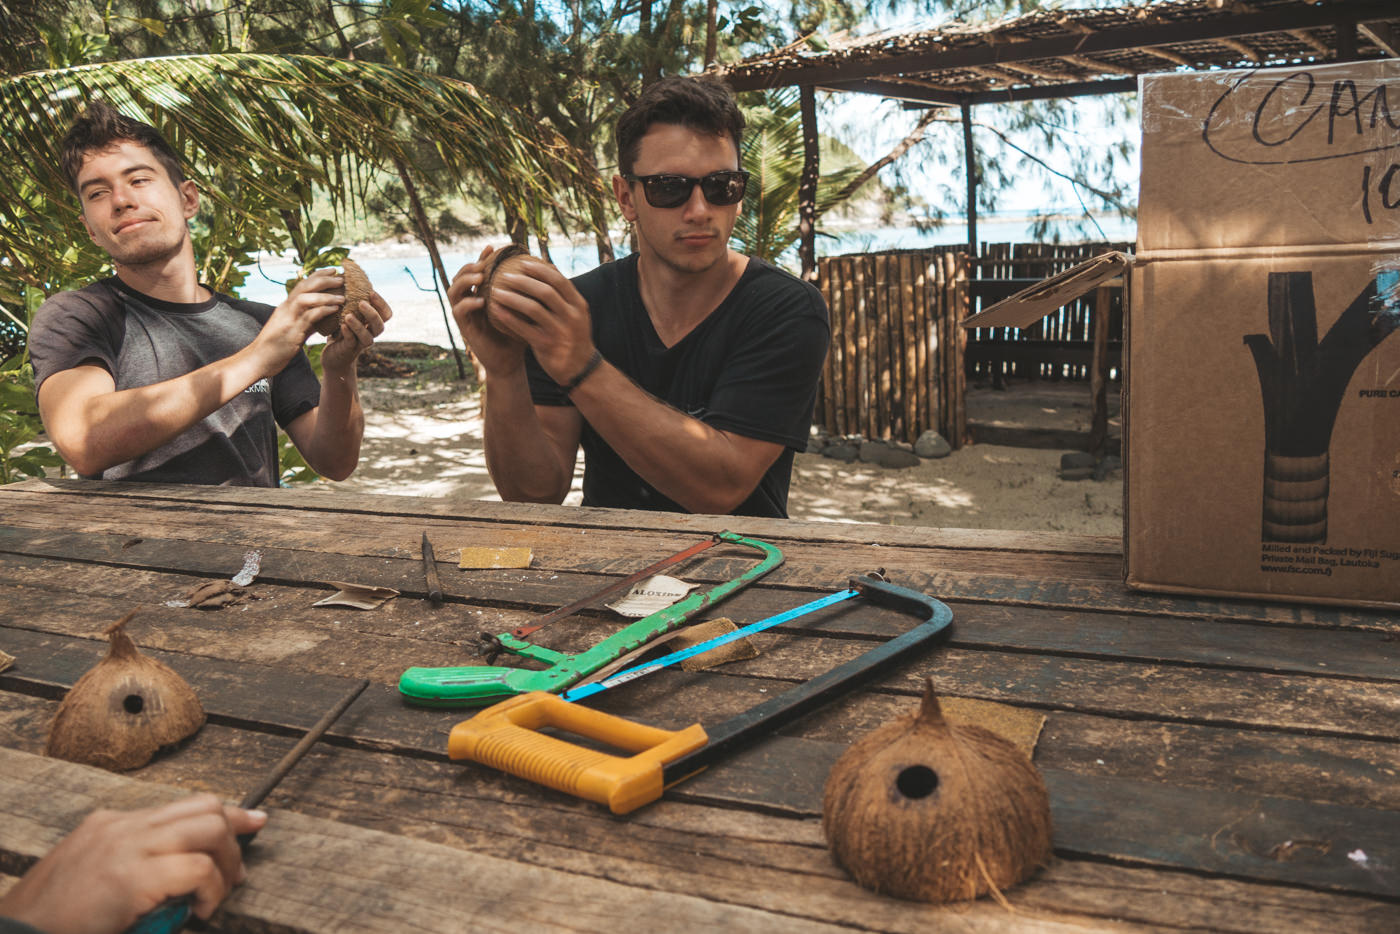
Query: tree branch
969 118 1133 213
822 108 941 215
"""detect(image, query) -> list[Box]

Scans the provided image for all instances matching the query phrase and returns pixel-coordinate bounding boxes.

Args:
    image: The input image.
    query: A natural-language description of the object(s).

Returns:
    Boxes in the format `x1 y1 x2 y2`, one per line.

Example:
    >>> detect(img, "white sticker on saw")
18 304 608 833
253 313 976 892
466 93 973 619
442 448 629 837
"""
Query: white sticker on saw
604 574 699 618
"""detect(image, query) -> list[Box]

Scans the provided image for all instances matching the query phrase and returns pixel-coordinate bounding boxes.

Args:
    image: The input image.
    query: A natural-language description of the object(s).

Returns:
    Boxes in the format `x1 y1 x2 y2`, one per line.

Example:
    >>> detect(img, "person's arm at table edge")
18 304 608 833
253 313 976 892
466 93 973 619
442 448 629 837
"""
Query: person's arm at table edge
283 291 393 481
0 795 266 934
40 349 280 478
482 364 582 504
564 359 783 514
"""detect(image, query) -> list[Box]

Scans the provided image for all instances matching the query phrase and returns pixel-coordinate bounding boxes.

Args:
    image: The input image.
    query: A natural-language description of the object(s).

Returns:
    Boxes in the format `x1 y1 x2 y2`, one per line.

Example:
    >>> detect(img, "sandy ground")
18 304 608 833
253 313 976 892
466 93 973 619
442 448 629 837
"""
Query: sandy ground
309 371 1124 537
291 240 1124 536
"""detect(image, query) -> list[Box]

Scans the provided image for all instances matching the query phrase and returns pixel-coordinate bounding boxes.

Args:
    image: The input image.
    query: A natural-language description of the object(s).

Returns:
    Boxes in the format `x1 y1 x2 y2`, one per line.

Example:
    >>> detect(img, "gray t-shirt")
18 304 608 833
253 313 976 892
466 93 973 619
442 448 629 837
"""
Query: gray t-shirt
29 277 320 486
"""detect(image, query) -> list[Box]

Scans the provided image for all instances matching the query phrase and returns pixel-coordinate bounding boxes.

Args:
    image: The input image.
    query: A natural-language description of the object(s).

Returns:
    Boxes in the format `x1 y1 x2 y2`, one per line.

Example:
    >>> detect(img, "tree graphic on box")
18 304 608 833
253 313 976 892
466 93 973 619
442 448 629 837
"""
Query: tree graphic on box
1245 270 1399 543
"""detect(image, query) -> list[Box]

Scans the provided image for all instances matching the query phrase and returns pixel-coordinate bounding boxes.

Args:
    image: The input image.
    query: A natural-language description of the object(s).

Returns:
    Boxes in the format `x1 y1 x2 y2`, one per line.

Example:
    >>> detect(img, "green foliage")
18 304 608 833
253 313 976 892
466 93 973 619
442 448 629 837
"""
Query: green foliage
278 333 326 486
277 437 319 486
287 217 349 282
0 285 61 484
732 89 861 263
0 49 596 329
38 20 112 67
0 358 63 485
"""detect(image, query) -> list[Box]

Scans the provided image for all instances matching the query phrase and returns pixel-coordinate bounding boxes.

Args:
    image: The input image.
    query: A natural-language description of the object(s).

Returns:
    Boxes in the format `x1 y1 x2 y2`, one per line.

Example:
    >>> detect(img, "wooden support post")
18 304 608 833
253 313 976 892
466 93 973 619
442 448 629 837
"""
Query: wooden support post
950 251 970 448
1336 21 1358 60
799 85 819 284
1088 284 1113 457
961 100 978 255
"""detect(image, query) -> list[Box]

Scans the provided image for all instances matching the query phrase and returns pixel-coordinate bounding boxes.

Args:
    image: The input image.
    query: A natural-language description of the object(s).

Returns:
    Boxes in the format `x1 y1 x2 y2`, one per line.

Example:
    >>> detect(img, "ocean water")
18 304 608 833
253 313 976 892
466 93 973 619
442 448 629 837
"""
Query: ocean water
237 214 1137 348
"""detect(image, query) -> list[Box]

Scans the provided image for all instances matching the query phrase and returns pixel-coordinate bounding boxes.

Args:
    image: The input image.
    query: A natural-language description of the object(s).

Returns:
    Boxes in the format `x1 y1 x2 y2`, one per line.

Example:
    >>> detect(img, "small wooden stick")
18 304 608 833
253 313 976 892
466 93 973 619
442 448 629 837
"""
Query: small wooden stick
421 532 444 605
239 679 369 812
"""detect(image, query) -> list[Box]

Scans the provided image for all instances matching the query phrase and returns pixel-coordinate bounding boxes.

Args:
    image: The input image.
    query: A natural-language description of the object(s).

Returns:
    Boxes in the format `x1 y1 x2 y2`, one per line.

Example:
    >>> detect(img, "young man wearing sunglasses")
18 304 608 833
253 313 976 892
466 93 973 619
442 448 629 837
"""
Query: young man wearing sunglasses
450 76 829 517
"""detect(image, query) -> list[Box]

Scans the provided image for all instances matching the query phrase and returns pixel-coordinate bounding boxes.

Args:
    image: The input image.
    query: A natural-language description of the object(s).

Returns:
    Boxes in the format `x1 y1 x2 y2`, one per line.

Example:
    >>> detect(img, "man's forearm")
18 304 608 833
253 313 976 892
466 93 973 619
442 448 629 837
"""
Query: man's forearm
40 350 269 477
294 367 364 481
566 362 776 515
483 369 575 503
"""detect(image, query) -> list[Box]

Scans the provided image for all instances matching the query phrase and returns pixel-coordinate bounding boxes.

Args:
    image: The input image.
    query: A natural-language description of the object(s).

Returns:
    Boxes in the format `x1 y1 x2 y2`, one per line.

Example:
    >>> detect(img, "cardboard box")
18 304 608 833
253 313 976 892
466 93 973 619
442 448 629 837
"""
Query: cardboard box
965 60 1400 609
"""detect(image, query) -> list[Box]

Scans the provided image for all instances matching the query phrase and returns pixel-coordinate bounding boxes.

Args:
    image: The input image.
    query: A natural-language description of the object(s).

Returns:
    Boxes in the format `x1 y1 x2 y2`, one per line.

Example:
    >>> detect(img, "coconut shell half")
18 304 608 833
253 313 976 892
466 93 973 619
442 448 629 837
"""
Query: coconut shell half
822 679 1052 903
315 257 373 337
45 611 205 771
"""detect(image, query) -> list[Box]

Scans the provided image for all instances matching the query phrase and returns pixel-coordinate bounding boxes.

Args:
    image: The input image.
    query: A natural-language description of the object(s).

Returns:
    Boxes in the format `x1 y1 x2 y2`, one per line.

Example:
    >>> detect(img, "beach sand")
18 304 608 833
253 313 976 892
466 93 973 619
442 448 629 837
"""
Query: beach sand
293 240 1123 537
308 367 1124 537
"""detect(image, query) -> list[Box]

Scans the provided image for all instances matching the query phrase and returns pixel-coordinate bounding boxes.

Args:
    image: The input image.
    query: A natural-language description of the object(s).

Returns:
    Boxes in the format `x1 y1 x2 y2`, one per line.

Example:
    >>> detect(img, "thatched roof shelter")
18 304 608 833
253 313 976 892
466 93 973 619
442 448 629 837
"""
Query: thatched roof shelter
709 0 1399 270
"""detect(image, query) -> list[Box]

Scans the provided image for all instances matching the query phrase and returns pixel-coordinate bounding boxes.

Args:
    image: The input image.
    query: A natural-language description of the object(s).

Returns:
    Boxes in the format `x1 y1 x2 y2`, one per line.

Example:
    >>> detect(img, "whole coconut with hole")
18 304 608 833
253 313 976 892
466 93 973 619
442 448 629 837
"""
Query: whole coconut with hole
45 610 205 771
474 244 532 335
315 257 372 337
821 680 1052 902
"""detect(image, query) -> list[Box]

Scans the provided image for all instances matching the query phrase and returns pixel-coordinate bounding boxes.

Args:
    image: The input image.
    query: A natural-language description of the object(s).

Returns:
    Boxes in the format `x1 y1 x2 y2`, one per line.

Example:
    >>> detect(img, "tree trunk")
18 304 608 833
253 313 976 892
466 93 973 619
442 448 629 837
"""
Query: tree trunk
392 156 471 381
826 109 940 208
961 100 978 255
506 208 529 248
704 0 718 66
797 85 819 284
640 0 658 86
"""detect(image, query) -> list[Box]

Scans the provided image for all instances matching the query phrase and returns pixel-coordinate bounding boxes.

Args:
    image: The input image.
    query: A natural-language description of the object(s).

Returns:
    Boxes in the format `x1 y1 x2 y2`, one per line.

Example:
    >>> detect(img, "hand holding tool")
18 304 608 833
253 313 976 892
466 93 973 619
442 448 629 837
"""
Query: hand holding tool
447 575 952 813
398 532 783 708
125 678 370 934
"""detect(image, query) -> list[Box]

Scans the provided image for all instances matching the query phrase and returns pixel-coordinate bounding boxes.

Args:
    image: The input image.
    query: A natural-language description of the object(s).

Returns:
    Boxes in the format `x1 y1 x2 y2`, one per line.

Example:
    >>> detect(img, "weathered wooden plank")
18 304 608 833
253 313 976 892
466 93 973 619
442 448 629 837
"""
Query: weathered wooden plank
0 705 1132 934
841 257 857 438
5 513 1395 631
1019 860 1400 934
0 478 1124 554
5 621 1399 820
1046 768 1400 899
7 563 1400 746
791 695 1400 813
0 511 1129 591
763 640 1400 743
3 701 1393 933
0 747 864 934
6 553 1396 682
855 255 872 438
949 250 970 445
4 573 1399 749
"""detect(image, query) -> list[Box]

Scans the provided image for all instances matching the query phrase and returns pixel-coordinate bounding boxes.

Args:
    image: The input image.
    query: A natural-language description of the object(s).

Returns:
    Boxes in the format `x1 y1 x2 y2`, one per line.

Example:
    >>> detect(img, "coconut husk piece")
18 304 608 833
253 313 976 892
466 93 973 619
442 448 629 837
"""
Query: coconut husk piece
45 610 205 772
315 257 373 337
474 244 532 334
670 617 759 671
180 579 255 609
822 679 1052 904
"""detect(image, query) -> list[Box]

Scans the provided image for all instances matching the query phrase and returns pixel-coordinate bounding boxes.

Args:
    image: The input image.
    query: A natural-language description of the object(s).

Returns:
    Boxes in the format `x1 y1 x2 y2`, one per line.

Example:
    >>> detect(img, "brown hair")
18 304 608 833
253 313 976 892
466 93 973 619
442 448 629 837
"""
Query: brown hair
60 101 186 193
615 76 745 177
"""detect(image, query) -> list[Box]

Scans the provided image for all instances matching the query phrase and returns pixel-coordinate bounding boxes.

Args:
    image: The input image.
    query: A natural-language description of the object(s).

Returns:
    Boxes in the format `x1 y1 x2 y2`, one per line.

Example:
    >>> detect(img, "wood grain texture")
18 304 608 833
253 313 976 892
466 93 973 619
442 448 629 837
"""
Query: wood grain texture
3 704 1394 933
2 482 1397 931
0 747 864 934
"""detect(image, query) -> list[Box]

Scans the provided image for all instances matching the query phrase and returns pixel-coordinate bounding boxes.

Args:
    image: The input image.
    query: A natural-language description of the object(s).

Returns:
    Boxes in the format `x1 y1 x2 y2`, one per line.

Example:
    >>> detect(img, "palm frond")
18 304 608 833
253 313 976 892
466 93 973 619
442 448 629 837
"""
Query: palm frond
0 53 606 294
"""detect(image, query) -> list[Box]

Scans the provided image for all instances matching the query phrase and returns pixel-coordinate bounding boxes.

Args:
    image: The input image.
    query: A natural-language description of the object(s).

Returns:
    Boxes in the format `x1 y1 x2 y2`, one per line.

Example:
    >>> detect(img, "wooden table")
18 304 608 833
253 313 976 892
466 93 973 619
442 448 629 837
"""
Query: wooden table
0 478 1396 932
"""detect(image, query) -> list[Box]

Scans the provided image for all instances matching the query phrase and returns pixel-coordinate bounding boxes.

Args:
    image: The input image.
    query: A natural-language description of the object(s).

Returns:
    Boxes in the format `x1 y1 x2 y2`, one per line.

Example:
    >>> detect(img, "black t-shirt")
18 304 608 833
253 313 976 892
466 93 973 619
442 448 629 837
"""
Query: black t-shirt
29 277 321 486
526 254 829 517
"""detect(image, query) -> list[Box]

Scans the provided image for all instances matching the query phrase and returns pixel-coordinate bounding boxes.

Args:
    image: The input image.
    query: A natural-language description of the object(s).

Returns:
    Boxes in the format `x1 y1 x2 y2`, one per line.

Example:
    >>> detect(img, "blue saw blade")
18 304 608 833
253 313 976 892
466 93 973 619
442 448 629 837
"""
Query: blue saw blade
563 587 861 703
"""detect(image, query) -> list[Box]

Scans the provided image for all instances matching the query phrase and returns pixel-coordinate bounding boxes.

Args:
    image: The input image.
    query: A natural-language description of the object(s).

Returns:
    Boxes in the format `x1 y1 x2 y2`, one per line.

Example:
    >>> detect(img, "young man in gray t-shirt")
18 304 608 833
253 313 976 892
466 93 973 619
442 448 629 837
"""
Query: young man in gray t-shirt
29 102 391 486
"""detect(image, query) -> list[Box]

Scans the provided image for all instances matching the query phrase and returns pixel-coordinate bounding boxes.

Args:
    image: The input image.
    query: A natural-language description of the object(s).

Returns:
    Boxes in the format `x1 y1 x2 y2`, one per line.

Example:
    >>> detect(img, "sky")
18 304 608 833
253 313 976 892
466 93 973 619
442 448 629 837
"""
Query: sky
812 5 1143 240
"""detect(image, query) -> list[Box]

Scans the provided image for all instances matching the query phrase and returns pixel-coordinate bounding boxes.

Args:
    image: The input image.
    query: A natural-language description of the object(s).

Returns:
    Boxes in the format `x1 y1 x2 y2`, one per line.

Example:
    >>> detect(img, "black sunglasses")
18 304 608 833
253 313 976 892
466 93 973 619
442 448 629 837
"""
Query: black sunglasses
625 170 750 209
